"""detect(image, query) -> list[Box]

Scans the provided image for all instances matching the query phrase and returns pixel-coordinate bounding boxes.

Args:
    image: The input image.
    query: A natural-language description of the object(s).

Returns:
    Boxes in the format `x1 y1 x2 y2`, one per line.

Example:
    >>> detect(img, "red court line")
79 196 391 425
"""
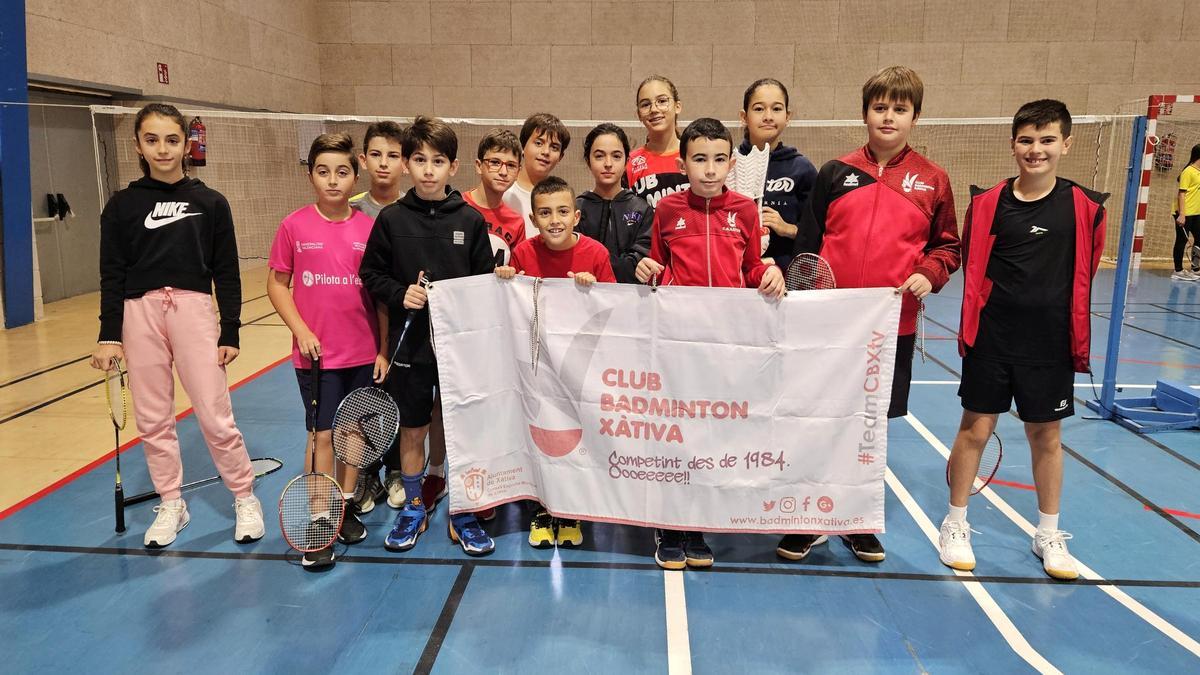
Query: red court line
0 355 290 522
1143 505 1200 520
989 478 1036 491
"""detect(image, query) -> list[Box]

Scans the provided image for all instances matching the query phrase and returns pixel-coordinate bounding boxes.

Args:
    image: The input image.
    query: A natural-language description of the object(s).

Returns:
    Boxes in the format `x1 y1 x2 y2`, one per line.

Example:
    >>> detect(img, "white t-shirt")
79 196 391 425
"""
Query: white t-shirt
502 182 536 240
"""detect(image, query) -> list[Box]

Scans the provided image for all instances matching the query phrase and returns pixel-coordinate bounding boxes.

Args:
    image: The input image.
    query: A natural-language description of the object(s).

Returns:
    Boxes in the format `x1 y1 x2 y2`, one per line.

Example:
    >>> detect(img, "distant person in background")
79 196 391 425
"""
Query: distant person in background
1172 143 1200 281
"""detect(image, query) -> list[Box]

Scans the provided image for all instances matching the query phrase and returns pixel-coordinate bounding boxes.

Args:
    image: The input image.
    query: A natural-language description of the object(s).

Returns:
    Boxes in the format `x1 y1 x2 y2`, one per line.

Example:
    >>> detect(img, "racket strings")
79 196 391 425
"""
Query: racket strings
531 277 544 374
784 253 836 292
972 433 1003 495
104 363 128 431
332 388 398 468
280 474 345 552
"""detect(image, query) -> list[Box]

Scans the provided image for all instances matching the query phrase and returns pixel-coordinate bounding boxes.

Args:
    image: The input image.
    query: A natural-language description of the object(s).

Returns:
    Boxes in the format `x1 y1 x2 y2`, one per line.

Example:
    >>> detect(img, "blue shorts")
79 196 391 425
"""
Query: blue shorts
295 364 375 431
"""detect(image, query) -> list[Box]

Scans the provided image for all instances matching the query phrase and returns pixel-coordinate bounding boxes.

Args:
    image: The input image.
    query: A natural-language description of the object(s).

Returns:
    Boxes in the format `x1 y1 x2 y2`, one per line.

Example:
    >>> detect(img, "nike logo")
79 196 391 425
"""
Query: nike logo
144 202 201 229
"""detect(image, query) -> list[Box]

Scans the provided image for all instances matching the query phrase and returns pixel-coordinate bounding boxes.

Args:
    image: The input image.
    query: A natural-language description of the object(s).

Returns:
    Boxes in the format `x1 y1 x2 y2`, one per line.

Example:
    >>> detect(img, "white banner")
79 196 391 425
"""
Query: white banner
430 276 899 534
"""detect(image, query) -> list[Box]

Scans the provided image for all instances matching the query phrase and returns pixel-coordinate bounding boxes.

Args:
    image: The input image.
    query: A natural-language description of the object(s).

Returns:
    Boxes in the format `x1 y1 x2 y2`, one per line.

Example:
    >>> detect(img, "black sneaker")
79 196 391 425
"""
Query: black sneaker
776 534 828 561
338 500 367 544
655 529 686 570
683 531 714 568
841 533 885 562
302 545 336 568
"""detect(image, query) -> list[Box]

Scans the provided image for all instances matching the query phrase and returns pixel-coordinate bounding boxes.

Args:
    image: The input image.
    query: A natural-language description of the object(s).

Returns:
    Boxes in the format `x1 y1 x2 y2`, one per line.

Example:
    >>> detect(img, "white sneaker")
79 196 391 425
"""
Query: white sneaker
144 498 189 548
938 517 976 571
1032 529 1079 580
385 469 405 509
233 494 265 543
1170 270 1198 281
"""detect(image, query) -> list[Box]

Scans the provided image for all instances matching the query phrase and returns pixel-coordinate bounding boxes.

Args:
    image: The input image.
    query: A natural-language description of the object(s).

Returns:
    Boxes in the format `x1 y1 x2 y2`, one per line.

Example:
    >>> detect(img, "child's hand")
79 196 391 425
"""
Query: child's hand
217 346 239 365
636 257 664 283
373 353 389 382
761 207 791 236
90 343 125 371
568 271 596 286
403 282 428 310
1178 214 1187 226
495 266 517 279
758 266 785 299
897 272 933 299
297 330 321 359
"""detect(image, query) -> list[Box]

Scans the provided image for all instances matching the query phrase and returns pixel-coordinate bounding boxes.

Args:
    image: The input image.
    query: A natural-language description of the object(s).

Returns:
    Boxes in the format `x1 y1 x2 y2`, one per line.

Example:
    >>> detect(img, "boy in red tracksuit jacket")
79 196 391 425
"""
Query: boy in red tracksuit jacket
783 66 962 565
636 117 785 571
939 100 1106 582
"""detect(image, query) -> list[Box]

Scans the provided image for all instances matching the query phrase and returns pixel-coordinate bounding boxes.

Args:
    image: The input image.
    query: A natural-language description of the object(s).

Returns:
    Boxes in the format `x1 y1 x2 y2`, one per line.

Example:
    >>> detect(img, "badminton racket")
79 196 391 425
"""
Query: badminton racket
279 357 345 553
946 432 1003 496
784 252 837 291
104 359 128 533
123 457 283 506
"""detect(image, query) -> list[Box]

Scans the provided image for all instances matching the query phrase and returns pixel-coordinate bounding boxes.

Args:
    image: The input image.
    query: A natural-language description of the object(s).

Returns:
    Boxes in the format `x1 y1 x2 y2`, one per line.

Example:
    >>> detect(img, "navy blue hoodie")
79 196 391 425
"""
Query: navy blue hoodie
738 140 817 269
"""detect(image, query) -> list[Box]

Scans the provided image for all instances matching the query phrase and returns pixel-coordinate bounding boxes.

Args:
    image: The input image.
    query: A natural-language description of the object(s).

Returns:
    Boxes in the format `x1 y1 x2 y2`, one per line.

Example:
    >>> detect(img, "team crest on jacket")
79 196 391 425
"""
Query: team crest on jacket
631 155 648 172
843 173 860 187
723 212 738 232
902 172 934 193
675 217 687 230
624 212 643 226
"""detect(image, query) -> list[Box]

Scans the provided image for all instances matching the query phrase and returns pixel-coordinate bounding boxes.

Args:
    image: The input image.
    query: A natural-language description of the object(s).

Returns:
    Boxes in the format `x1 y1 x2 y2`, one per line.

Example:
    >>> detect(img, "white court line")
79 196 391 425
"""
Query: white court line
664 571 693 675
884 468 1062 674
904 413 1200 658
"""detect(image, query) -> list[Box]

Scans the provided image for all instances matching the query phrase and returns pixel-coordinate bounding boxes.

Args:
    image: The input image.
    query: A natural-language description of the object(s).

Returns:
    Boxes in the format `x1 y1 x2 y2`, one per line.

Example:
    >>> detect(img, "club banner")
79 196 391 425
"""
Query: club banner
429 276 899 534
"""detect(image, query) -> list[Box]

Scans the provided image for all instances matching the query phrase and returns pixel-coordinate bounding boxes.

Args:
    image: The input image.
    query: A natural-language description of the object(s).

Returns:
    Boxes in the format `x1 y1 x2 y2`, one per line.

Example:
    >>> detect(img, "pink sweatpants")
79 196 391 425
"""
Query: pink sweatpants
122 288 254 501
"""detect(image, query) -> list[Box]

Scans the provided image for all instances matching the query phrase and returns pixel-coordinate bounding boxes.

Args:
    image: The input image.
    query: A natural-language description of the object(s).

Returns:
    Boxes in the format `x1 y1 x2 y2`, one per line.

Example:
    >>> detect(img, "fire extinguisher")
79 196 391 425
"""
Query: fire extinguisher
188 117 206 167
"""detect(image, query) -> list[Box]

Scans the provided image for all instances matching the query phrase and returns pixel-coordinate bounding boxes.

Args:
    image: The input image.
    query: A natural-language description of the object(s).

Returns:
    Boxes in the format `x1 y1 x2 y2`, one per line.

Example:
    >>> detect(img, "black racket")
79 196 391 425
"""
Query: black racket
946 432 1003 496
279 357 344 553
104 358 128 533
784 252 837 291
123 457 283 506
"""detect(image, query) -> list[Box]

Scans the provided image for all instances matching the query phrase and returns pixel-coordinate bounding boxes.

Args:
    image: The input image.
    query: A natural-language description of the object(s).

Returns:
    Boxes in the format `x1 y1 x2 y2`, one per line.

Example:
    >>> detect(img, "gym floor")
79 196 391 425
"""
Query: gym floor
1 268 1197 673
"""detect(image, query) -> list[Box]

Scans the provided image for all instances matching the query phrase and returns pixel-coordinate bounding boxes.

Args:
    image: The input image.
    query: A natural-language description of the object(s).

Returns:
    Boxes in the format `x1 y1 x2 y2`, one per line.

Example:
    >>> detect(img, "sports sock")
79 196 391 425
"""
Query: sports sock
427 462 445 478
402 471 424 505
342 492 354 501
947 504 967 523
1037 510 1059 533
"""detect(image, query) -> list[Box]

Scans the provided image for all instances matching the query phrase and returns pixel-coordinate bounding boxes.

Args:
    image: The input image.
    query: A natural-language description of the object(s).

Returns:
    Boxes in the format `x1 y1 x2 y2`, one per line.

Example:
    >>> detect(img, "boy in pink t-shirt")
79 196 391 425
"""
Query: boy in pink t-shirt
267 133 386 568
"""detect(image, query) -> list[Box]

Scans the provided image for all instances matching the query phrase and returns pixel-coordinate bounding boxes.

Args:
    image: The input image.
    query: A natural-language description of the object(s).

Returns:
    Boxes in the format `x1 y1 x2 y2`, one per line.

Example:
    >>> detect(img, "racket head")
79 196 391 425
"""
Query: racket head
103 361 128 431
278 472 345 552
971 433 1003 495
250 457 284 478
784 252 837 291
332 387 399 469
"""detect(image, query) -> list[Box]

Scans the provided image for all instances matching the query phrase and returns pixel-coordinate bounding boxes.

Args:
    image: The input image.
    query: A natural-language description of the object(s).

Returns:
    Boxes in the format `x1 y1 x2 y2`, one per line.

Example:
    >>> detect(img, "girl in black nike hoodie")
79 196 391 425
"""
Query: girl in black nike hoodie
738 78 817 270
575 124 654 284
89 104 260 549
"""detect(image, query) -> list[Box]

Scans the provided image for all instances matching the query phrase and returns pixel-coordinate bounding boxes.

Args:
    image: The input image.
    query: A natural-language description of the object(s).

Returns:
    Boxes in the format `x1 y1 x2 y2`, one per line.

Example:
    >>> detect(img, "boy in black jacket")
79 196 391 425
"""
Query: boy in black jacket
359 116 496 555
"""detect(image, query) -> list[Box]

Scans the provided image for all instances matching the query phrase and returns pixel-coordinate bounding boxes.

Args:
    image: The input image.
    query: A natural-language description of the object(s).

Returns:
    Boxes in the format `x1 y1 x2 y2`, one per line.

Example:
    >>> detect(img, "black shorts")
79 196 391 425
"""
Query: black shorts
887 333 916 419
385 362 440 428
959 353 1075 423
295 364 375 431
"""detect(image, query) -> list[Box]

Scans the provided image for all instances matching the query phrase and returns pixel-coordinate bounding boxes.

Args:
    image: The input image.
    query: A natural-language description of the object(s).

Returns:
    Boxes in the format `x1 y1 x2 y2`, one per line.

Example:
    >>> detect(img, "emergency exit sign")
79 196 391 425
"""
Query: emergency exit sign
157 63 169 85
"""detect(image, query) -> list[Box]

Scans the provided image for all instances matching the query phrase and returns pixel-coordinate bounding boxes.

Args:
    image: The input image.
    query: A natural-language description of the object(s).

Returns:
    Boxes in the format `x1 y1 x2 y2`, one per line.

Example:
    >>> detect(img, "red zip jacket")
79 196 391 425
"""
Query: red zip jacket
958 179 1107 373
649 188 770 288
795 145 960 334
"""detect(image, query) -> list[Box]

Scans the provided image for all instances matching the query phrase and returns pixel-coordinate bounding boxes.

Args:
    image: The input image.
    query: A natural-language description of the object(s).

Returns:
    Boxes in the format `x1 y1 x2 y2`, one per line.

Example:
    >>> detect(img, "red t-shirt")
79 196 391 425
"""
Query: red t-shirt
510 234 616 282
626 147 690 208
463 190 526 264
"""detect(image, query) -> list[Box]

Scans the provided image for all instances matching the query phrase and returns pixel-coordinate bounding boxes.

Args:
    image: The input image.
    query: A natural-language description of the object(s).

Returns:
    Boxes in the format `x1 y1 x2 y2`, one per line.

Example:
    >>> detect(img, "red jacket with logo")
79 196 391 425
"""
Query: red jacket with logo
957 179 1107 373
796 145 961 335
649 188 770 288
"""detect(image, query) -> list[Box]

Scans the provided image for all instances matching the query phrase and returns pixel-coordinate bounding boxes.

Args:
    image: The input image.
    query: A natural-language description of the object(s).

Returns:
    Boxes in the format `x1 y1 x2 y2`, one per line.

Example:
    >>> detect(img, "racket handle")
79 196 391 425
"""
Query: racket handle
115 485 126 533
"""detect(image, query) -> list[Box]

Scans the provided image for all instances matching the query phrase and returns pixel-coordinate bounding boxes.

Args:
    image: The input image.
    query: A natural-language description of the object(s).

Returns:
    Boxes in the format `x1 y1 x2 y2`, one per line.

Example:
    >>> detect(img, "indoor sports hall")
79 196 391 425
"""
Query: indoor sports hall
1 2 1198 673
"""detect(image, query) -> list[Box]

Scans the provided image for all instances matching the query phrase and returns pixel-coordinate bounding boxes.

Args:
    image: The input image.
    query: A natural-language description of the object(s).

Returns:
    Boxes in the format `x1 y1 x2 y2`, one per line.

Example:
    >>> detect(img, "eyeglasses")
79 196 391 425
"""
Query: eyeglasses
637 96 674 113
482 158 520 173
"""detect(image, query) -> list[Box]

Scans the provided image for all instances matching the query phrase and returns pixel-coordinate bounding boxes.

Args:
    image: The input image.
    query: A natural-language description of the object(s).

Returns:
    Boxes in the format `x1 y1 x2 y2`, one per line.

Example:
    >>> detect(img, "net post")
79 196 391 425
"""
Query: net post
1090 113 1148 418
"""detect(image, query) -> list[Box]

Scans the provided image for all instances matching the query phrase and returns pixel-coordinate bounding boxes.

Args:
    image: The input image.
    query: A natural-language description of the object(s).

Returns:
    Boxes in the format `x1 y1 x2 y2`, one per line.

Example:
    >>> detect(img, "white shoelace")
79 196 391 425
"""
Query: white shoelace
234 497 259 523
1037 530 1073 553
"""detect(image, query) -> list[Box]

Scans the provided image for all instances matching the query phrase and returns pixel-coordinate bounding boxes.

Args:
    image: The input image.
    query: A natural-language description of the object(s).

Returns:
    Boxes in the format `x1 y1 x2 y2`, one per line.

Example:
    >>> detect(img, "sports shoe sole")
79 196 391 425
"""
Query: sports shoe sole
145 512 190 548
841 536 886 562
655 552 686 571
684 556 713 568
448 522 495 557
939 555 976 571
384 519 428 552
528 533 555 548
235 526 264 544
1032 544 1079 580
301 550 336 568
775 534 827 561
338 527 368 545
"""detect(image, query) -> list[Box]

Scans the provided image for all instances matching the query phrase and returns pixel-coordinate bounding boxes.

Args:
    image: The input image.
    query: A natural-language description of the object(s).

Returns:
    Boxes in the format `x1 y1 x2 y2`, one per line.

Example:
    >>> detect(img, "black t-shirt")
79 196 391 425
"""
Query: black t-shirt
973 179 1075 365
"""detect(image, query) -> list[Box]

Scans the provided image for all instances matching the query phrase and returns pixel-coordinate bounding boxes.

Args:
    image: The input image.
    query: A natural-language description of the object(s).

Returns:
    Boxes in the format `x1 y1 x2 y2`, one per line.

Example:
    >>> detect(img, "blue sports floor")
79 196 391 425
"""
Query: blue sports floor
2 270 1198 674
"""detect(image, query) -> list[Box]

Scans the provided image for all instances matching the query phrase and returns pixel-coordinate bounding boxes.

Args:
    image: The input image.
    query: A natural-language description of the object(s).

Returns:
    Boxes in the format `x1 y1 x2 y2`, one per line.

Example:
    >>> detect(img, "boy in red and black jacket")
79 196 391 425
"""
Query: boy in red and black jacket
636 117 785 570
939 100 1106 582
784 66 961 565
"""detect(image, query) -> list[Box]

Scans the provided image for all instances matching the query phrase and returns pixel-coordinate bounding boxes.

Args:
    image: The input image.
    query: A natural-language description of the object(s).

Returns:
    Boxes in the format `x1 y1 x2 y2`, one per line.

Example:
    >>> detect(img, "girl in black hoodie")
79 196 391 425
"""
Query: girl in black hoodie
575 124 654 284
89 104 260 549
738 78 817 270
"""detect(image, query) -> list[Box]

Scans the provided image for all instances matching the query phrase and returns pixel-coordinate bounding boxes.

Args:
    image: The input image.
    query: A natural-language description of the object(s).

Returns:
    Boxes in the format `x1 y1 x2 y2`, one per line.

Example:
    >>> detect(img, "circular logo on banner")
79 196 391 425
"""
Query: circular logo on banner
817 496 834 513
301 270 314 287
